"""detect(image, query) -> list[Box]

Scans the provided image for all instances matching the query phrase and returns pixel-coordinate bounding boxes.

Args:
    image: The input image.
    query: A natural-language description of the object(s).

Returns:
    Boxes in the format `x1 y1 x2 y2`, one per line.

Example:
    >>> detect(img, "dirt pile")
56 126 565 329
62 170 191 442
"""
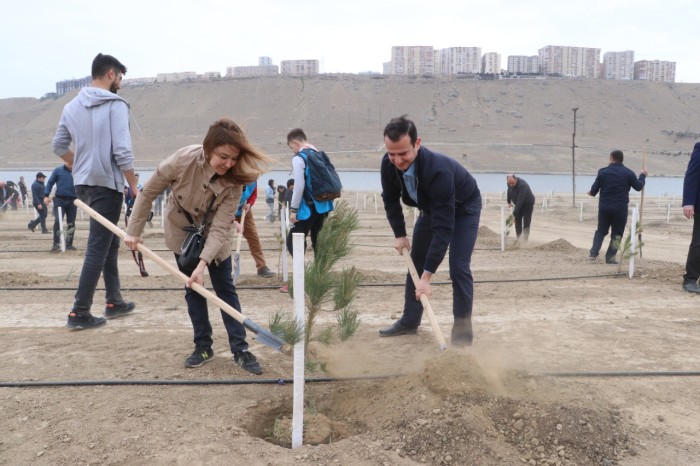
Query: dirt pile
534 238 579 253
245 352 634 465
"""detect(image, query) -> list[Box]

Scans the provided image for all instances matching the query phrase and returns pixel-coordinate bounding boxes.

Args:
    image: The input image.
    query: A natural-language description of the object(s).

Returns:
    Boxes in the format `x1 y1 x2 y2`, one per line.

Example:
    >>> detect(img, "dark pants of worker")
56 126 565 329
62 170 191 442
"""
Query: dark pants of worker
589 204 628 261
286 204 328 257
399 199 482 335
52 196 78 247
72 186 125 313
514 203 534 241
684 213 700 284
176 255 248 353
29 203 48 232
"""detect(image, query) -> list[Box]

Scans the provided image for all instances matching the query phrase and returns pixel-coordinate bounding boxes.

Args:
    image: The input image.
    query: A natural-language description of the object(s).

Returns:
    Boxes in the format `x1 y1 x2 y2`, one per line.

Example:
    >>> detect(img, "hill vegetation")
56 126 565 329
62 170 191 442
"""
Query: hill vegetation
2 75 699 175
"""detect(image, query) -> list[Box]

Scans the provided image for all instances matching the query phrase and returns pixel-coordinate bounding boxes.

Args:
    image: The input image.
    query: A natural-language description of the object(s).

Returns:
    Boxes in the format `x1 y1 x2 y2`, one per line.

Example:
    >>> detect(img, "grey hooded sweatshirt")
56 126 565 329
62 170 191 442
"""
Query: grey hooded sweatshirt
52 87 134 193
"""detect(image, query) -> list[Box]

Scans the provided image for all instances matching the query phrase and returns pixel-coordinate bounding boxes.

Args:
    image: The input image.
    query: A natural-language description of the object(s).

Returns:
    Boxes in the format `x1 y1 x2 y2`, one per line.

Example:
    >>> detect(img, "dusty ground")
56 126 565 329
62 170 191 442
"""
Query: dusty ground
1 191 699 465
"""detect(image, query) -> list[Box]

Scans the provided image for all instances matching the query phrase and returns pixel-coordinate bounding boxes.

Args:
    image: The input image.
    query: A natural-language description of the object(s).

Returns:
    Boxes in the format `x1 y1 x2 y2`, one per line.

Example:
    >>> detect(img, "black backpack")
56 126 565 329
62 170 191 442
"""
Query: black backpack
297 149 342 201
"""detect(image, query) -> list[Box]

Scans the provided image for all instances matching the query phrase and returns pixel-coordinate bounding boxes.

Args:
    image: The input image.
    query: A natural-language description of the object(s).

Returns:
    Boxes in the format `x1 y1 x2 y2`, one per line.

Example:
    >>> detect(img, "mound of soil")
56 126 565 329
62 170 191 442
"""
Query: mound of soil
534 238 579 253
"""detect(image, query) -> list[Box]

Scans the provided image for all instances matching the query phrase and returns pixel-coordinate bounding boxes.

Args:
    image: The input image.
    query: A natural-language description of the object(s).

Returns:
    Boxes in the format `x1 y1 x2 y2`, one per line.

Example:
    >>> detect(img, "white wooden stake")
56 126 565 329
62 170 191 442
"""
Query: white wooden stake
629 207 638 279
579 202 584 222
363 194 367 211
374 193 378 214
500 206 505 251
281 214 288 281
291 233 305 449
666 204 671 223
58 206 66 252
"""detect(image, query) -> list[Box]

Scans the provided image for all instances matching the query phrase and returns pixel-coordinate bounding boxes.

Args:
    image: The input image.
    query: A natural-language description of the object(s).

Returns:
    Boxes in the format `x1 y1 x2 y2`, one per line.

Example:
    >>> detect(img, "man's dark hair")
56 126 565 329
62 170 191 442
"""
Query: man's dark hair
610 149 624 163
92 53 127 79
286 178 294 188
384 115 418 146
286 128 307 144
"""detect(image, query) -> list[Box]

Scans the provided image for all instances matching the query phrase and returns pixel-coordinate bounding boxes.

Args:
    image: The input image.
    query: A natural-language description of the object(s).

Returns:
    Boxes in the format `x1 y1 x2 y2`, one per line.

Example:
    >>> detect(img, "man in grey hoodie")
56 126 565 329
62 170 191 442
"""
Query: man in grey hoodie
52 53 140 330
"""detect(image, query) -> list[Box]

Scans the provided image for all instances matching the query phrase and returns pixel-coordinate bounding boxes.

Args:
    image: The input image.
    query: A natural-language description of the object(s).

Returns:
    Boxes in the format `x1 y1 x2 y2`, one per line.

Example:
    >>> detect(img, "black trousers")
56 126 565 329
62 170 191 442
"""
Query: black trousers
684 213 700 284
514 203 534 241
286 205 328 257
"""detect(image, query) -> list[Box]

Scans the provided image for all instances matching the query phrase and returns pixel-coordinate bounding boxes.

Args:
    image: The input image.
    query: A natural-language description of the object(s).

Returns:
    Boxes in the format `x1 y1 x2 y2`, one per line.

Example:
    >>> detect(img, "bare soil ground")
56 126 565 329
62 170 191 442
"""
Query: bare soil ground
1 192 699 465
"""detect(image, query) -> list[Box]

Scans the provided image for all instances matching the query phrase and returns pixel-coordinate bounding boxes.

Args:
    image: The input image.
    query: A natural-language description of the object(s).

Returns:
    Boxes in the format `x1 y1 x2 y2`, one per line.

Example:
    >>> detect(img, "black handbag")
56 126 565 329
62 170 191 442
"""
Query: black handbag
177 195 217 270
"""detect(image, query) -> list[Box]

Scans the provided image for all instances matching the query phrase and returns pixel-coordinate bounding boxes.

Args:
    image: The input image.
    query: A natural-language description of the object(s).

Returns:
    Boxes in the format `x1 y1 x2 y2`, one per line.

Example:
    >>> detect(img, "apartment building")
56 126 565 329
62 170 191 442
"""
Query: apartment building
227 65 279 77
280 60 319 76
603 51 634 80
538 45 600 78
435 47 481 75
391 46 434 75
156 71 198 82
481 52 501 74
55 76 91 96
634 60 676 82
507 55 540 74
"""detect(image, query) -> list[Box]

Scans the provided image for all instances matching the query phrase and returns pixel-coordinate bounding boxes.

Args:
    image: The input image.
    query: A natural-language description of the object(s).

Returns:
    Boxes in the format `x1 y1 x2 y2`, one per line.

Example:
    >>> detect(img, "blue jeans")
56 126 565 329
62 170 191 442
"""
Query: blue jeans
400 199 481 328
176 255 249 353
72 186 125 313
590 204 628 261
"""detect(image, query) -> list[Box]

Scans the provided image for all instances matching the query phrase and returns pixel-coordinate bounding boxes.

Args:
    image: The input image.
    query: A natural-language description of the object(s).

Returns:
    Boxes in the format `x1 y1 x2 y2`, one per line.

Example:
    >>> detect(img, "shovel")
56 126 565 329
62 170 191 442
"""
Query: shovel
401 247 447 351
74 199 287 353
232 209 246 285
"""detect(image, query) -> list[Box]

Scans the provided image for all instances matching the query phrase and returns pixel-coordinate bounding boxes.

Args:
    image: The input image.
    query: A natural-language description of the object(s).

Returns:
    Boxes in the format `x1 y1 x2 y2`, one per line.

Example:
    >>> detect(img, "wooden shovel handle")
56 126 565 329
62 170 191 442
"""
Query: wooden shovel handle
401 247 447 351
74 199 248 325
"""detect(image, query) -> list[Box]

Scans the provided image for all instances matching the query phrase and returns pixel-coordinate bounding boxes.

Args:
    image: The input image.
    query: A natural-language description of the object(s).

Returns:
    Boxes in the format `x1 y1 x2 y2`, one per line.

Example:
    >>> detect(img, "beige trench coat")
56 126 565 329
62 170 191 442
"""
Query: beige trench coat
126 145 242 265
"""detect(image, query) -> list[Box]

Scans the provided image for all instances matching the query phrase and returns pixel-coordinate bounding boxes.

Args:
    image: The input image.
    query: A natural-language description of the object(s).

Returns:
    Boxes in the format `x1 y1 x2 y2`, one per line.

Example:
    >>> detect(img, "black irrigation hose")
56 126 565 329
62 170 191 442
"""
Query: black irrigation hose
0 273 626 292
2 371 700 388
0 374 398 388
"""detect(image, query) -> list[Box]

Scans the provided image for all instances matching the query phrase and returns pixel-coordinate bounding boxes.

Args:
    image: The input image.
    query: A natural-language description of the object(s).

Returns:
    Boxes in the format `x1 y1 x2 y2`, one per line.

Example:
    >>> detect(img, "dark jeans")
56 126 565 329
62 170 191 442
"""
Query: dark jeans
590 204 628 261
29 204 48 231
684 213 700 284
72 186 125 313
514 203 534 241
286 205 328 257
176 255 248 353
400 201 482 330
52 197 78 247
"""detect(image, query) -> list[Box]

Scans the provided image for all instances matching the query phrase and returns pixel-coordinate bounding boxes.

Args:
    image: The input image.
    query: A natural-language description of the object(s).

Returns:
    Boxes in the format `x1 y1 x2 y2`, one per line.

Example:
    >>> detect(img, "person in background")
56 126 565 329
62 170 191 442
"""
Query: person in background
124 118 271 374
5 180 19 210
588 149 647 264
18 176 28 205
378 115 482 347
264 178 276 223
27 172 49 233
285 128 333 256
285 178 294 210
235 181 276 278
0 181 20 213
52 52 139 330
506 174 536 243
276 184 286 221
681 142 700 294
44 160 78 252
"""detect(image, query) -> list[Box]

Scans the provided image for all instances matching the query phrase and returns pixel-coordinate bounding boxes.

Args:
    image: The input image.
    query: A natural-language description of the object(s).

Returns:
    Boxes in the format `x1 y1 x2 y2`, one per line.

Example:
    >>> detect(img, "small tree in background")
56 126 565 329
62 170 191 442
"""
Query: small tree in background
269 201 361 352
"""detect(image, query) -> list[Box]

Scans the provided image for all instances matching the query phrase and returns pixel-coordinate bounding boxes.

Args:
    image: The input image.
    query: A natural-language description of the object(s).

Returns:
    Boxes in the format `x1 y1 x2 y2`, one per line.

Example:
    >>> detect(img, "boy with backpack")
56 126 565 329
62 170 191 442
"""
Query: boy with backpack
285 128 340 257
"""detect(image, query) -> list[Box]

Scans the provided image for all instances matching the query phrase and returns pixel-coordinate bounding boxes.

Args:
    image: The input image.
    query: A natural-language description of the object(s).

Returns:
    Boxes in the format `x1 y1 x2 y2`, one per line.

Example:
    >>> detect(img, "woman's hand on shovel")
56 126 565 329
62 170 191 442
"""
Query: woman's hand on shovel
124 234 142 251
186 259 208 288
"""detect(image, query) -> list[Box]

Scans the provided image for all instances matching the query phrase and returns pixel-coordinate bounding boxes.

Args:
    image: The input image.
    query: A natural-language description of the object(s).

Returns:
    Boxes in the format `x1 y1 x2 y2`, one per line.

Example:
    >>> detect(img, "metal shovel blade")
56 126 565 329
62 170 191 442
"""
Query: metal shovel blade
243 319 287 352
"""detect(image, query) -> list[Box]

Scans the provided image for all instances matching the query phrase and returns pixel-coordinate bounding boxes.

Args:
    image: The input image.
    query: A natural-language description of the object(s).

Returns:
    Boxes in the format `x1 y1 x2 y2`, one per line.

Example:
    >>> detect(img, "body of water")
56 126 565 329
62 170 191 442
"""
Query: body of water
2 169 684 198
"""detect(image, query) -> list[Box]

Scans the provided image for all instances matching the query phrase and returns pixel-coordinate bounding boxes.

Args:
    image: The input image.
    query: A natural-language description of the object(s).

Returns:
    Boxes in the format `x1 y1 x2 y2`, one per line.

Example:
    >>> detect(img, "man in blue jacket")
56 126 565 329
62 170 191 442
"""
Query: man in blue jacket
682 142 700 293
44 161 78 252
588 150 647 264
379 115 482 346
52 53 140 330
27 172 49 233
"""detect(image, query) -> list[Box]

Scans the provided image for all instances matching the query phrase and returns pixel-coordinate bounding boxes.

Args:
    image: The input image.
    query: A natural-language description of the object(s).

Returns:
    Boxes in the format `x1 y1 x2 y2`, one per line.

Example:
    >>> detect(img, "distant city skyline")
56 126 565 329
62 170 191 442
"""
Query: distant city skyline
1 0 698 99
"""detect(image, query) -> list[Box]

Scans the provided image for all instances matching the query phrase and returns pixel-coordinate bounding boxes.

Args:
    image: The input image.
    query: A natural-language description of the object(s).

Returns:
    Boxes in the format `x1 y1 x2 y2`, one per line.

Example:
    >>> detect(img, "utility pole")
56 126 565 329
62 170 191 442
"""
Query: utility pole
571 107 579 207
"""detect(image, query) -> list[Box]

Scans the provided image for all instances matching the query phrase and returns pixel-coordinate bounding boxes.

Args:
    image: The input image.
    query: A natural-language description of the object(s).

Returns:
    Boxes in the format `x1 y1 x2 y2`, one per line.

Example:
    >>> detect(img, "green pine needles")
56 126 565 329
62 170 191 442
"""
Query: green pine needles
269 201 362 350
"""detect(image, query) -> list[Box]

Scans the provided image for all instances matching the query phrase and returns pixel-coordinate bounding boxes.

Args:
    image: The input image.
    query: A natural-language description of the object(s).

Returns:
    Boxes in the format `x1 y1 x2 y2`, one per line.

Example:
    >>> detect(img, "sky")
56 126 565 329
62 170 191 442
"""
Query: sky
1 0 697 99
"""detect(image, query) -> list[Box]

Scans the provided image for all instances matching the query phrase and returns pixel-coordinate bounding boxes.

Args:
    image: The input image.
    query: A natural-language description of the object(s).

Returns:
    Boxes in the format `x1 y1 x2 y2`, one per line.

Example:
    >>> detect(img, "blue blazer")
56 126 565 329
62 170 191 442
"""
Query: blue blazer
683 142 700 208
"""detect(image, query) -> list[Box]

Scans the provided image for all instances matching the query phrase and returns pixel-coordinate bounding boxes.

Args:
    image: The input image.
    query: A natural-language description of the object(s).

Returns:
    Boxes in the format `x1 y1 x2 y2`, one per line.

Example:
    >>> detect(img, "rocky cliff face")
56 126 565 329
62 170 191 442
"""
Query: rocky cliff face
2 75 699 175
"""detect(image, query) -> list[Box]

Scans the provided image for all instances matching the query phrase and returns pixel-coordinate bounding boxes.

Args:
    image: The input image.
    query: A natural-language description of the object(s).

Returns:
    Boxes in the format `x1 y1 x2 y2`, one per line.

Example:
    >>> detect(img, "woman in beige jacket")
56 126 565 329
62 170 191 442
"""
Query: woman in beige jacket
124 119 270 374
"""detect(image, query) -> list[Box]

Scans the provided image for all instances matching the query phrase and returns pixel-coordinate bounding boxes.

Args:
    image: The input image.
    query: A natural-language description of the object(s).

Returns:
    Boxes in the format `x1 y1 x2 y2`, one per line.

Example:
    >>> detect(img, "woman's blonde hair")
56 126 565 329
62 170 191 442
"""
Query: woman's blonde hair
203 118 270 184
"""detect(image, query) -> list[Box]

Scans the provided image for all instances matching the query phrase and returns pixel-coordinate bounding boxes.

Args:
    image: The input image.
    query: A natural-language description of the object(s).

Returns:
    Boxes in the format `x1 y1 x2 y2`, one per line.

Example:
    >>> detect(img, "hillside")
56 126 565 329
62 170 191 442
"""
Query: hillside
2 75 700 175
